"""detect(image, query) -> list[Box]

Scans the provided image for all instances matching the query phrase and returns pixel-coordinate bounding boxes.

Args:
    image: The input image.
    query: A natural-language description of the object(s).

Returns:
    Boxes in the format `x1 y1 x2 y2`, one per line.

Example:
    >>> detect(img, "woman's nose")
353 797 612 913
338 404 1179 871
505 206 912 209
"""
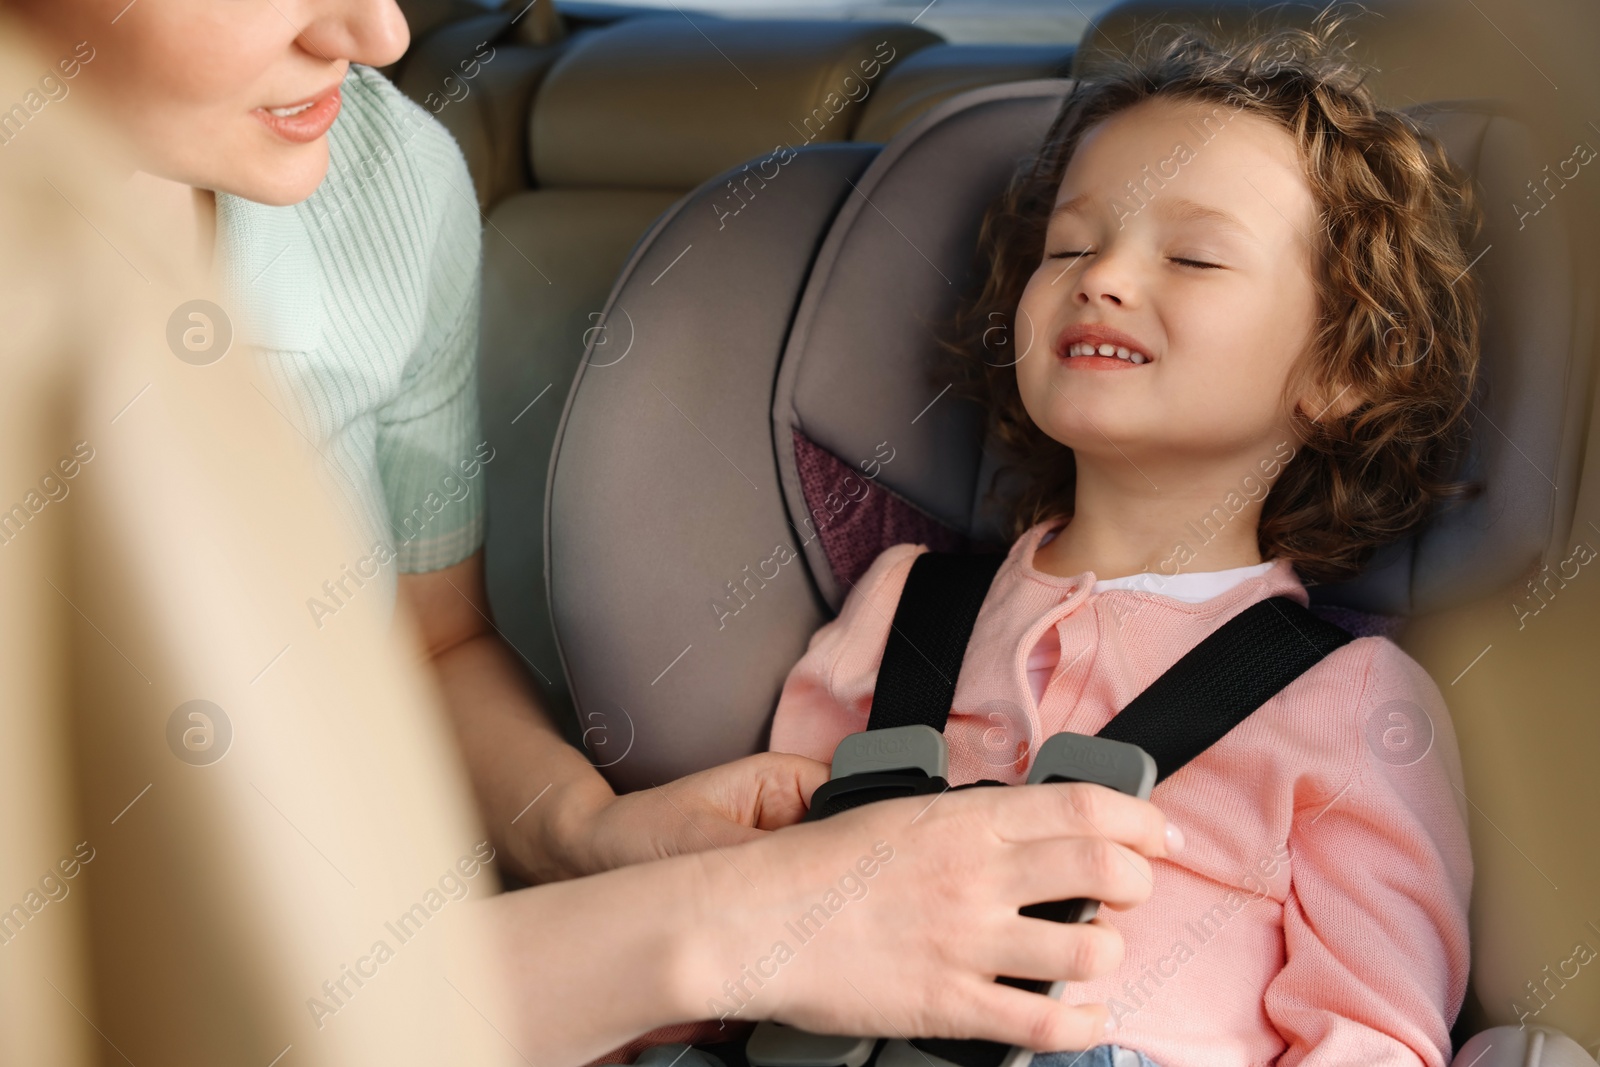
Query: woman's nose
299 0 411 70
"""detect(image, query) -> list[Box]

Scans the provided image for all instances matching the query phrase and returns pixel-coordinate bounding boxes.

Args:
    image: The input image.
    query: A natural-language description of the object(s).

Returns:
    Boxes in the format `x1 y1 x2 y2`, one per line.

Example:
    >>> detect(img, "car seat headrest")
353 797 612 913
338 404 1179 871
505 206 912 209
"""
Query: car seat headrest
529 17 940 190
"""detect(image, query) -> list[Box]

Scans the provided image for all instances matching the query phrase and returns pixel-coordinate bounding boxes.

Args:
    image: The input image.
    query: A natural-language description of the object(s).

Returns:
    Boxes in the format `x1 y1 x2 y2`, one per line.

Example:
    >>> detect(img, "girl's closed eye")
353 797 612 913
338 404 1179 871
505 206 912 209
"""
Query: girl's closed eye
1045 248 1224 269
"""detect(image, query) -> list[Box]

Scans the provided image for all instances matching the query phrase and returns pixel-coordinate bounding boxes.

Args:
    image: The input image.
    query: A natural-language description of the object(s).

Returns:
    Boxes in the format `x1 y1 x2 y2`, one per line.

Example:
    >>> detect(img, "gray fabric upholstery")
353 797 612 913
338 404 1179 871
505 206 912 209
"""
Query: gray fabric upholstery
529 17 940 189
480 188 681 726
547 79 1586 790
546 145 879 792
474 17 952 734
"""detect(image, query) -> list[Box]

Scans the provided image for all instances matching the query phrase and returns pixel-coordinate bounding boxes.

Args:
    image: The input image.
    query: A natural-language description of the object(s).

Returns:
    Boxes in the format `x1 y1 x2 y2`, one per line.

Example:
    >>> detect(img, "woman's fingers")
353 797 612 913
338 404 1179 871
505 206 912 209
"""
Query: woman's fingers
684 751 831 831
981 779 1175 857
998 834 1158 914
979 913 1126 985
921 975 1114 1053
746 752 832 830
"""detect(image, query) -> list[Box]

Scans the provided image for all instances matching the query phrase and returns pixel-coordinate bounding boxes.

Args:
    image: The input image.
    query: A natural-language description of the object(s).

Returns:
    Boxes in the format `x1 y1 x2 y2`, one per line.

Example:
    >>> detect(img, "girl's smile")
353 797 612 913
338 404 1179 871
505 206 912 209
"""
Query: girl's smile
1057 322 1157 369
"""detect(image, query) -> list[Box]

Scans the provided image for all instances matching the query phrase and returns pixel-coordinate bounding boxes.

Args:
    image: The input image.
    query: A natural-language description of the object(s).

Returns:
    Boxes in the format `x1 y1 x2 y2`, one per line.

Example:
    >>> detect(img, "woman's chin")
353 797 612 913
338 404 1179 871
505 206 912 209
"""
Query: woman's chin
215 143 332 206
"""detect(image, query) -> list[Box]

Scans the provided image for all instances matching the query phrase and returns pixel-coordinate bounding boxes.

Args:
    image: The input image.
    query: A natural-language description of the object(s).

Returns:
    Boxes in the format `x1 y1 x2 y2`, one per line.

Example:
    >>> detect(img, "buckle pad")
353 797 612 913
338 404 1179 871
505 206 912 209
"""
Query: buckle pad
827 724 948 780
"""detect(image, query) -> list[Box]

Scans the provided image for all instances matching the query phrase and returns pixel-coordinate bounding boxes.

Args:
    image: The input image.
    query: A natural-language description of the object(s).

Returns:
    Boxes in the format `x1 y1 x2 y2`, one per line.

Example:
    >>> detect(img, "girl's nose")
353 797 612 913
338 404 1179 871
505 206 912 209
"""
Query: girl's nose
1074 248 1133 309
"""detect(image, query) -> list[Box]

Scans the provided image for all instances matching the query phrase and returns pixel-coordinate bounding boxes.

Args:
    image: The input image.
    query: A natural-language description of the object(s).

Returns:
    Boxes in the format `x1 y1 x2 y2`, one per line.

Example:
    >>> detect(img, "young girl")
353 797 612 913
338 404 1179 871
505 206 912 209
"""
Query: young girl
769 18 1480 1067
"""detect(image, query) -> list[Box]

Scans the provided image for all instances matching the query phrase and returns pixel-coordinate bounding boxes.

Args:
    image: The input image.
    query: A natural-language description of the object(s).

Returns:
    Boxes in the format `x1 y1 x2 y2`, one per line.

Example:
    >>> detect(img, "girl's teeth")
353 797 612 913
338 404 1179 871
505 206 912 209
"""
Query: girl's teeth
1068 341 1150 363
269 101 316 118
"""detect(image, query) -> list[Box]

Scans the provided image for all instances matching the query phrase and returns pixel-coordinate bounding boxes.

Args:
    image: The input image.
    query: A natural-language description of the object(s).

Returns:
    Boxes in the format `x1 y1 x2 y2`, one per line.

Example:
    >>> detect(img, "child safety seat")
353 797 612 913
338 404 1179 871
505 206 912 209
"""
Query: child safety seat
544 78 1573 794
540 79 1588 1066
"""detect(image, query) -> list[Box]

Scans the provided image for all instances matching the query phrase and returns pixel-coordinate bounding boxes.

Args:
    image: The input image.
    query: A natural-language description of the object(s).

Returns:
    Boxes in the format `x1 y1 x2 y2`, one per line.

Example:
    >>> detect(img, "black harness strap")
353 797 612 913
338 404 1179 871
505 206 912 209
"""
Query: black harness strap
799 552 1008 823
866 551 1007 732
869 551 1353 781
1098 595 1354 783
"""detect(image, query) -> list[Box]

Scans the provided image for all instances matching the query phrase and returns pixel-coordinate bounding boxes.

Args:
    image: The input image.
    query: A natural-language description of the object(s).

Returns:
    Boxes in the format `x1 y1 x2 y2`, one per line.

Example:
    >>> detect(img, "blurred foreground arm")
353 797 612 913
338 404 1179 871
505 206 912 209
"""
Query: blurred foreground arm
398 553 829 883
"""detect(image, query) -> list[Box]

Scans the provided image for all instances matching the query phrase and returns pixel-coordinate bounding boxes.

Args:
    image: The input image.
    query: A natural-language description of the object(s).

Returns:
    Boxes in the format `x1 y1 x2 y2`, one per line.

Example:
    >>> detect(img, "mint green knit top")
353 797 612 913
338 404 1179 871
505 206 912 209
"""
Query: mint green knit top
216 64 485 617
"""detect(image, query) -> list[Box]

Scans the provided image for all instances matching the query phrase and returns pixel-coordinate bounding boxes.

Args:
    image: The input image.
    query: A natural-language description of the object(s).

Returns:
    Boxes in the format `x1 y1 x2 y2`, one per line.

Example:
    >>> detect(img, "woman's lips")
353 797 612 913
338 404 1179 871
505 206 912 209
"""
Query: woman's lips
253 84 342 144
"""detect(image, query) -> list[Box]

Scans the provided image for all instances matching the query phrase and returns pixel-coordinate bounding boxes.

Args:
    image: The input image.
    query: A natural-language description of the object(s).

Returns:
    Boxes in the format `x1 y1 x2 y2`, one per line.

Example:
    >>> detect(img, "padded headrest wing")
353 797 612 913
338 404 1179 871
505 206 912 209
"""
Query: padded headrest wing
545 143 881 792
1318 101 1585 614
775 80 1072 611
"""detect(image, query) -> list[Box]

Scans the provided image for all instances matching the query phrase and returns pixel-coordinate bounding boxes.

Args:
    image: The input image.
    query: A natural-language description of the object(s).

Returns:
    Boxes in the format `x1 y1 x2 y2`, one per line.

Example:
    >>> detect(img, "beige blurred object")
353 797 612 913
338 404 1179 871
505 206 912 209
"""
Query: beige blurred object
0 19 516 1067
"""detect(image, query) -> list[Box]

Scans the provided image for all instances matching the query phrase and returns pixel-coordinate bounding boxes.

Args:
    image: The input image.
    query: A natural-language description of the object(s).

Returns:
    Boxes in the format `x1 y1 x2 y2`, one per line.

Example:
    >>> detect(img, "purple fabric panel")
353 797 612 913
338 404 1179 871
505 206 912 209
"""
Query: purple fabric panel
792 429 966 590
1308 603 1406 640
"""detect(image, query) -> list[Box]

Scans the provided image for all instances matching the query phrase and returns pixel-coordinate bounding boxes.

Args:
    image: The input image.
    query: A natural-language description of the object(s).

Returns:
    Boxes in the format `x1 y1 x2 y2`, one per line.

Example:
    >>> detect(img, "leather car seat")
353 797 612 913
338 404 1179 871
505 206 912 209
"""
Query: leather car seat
853 42 1076 142
397 6 567 209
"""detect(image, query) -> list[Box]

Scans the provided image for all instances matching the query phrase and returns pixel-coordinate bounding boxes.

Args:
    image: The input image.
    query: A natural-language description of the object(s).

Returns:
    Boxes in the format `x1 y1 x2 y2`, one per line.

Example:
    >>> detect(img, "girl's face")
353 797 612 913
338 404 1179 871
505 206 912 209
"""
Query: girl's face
1014 96 1327 473
15 0 409 204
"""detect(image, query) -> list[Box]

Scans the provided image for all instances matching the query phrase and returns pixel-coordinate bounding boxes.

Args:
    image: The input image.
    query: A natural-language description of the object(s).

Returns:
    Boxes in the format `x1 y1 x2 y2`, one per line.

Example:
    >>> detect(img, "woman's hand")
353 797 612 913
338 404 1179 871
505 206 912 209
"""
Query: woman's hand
677 779 1182 1052
494 777 1181 1065
553 752 832 877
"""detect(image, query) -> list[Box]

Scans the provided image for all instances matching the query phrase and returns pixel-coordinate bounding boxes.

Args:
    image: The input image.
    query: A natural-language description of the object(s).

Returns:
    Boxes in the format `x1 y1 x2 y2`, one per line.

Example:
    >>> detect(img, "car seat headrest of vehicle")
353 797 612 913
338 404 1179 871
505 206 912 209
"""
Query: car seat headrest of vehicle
529 17 940 190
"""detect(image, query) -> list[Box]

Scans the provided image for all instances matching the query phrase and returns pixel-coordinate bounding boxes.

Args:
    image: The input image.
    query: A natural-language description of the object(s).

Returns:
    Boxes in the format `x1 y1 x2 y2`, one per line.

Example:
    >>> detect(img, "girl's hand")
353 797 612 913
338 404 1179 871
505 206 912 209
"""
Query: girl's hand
553 752 832 877
678 780 1181 1052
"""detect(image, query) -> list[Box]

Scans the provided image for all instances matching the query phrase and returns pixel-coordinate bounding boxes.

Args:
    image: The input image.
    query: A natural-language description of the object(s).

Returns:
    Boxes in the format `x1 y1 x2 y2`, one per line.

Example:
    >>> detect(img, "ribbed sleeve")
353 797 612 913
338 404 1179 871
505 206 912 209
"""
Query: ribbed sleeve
218 63 487 615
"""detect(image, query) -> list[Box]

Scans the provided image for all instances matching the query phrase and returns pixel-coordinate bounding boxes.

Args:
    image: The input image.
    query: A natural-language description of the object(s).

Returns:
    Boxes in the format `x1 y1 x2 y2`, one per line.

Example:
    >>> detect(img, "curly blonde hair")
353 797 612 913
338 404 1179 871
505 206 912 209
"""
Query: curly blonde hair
943 9 1483 585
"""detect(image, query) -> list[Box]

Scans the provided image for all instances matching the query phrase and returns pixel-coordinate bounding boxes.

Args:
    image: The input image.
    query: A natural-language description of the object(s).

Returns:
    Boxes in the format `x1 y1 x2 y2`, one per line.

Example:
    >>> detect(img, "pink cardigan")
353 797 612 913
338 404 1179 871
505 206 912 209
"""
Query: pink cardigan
768 522 1473 1067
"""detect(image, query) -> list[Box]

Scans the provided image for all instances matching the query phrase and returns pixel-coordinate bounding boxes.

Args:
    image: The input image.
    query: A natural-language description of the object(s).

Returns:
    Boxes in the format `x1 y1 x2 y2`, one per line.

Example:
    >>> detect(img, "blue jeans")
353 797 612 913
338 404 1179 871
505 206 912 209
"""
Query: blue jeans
1033 1044 1166 1067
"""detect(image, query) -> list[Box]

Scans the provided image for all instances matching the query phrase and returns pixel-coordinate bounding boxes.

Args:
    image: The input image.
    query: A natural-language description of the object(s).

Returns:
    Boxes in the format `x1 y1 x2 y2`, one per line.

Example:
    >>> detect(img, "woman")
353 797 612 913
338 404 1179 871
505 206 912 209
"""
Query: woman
2 1 1183 1062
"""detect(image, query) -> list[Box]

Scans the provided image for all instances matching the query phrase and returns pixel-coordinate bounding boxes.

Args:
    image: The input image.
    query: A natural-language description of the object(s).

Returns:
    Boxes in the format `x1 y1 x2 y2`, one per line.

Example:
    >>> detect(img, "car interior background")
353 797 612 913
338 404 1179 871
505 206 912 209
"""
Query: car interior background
384 0 1598 1063
3 0 1587 1062
3 0 1589 1064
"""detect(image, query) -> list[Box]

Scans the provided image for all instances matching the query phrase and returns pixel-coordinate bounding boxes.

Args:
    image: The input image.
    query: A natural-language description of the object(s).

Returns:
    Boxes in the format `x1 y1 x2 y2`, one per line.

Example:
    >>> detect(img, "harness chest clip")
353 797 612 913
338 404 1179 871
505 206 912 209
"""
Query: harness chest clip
802 724 950 822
